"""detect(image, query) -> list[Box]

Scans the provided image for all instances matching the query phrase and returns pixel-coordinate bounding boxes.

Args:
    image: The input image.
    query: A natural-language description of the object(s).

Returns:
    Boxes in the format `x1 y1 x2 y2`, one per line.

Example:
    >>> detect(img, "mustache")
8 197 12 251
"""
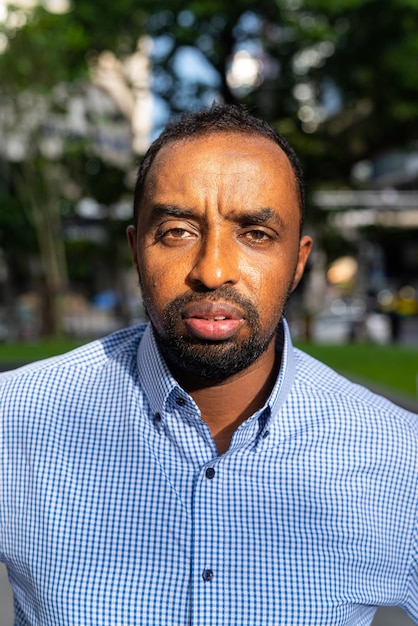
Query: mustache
161 285 260 321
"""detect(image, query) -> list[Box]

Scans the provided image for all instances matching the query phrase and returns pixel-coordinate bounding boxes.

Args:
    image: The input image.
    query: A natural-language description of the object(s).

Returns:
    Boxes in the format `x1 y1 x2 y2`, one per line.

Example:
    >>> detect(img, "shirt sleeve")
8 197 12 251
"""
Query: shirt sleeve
404 500 418 623
0 393 4 562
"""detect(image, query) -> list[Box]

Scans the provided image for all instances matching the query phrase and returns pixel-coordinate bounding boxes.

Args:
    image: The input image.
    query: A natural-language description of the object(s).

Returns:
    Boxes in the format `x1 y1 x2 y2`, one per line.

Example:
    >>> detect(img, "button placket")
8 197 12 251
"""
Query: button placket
205 467 215 479
153 412 163 434
202 568 214 582
200 465 217 587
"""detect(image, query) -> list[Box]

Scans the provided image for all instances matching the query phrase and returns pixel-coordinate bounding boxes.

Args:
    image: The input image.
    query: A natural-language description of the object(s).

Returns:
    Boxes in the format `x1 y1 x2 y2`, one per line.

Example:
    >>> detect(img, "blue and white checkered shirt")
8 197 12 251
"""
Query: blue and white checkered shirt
1 321 418 625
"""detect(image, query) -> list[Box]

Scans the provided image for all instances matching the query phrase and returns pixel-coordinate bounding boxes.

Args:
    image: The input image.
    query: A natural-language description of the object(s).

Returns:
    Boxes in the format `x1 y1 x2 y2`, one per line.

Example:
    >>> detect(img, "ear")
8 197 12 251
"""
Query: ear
126 225 139 272
291 235 312 292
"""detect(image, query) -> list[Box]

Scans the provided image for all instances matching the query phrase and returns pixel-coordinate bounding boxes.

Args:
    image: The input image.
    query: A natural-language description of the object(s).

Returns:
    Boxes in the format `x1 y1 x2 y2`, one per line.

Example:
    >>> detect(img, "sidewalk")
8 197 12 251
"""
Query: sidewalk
0 563 14 626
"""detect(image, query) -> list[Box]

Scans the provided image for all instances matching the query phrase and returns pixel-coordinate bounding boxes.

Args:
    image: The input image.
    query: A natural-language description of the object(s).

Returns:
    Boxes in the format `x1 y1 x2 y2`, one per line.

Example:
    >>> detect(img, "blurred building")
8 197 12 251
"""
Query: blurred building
311 150 418 344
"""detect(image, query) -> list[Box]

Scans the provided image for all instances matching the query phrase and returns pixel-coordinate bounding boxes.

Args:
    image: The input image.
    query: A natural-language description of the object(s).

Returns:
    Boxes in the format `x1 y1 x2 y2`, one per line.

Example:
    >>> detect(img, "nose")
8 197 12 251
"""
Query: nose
188 233 240 290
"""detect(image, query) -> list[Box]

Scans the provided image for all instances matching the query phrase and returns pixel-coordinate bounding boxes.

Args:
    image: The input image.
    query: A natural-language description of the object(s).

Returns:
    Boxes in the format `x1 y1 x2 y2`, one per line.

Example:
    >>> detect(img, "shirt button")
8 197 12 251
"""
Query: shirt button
202 568 214 582
205 467 215 479
175 397 186 406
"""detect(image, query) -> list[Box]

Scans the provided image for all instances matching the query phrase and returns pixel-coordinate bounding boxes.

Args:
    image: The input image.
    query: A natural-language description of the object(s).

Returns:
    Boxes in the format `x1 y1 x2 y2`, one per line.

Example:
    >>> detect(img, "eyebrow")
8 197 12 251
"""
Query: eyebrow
148 204 196 224
227 207 285 229
147 203 284 229
232 207 279 223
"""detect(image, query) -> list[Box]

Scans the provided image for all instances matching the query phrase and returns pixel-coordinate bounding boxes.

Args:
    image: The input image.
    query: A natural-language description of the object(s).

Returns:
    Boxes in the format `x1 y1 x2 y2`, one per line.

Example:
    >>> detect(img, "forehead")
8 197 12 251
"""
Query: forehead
140 132 300 217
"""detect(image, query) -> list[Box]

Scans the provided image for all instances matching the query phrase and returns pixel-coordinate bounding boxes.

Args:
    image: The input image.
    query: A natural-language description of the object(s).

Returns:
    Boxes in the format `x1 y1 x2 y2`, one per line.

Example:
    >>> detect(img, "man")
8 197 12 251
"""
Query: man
1 104 417 625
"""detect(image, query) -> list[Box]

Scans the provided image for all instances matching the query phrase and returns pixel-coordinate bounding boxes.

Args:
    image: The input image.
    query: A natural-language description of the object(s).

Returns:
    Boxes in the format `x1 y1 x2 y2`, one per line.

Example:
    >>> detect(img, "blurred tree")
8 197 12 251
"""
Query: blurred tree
1 0 417 335
135 0 418 188
3 0 417 182
0 3 141 335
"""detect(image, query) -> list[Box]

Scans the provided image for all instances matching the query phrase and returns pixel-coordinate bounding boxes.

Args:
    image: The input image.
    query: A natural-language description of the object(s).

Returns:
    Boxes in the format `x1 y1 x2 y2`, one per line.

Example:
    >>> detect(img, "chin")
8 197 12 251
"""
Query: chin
155 331 275 383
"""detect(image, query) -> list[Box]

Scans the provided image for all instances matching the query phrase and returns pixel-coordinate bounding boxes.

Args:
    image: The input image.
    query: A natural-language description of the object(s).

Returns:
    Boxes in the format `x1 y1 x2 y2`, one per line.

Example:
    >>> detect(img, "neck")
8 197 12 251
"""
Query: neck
170 340 281 455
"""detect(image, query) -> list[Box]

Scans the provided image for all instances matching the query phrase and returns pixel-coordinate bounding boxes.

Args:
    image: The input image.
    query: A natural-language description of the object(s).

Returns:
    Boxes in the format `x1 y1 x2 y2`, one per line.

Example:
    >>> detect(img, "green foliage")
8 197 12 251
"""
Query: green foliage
0 188 37 253
65 240 105 284
0 2 148 90
121 0 418 192
2 0 418 175
0 9 88 89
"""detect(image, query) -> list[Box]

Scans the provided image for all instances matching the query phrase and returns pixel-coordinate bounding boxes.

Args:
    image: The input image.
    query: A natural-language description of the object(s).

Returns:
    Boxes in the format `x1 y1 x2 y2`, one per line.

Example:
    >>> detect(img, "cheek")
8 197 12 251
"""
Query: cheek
137 254 161 302
251 258 296 316
141 267 164 301
139 252 183 308
139 242 192 281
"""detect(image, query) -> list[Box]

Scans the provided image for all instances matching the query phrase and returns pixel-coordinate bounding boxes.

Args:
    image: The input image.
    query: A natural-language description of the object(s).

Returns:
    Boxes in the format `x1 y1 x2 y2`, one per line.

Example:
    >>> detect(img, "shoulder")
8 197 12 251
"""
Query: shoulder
291 346 418 449
0 324 148 401
289 348 418 526
293 346 417 412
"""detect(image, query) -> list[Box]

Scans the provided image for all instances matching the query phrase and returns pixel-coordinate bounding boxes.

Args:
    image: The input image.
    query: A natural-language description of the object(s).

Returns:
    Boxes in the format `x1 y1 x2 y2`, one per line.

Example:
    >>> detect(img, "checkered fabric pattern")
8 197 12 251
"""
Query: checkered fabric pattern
1 321 417 625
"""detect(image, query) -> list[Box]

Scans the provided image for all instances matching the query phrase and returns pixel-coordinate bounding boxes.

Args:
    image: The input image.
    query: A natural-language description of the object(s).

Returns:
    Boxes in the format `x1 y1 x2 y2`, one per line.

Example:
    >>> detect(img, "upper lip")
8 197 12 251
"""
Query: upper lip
182 301 244 320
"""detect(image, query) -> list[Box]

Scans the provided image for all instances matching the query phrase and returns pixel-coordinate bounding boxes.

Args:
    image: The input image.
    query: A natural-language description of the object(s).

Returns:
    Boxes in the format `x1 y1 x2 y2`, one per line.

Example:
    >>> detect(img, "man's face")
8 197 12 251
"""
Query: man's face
127 132 312 382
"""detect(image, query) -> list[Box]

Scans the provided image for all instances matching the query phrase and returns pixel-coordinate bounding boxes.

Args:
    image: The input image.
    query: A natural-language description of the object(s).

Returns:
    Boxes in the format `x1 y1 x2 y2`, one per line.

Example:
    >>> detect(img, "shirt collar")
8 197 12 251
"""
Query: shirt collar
267 318 296 424
137 323 182 416
137 319 296 428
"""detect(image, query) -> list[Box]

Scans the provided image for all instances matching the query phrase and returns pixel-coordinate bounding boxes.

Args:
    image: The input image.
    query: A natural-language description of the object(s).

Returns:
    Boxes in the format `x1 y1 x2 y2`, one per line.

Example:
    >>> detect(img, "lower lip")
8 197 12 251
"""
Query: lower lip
184 318 243 340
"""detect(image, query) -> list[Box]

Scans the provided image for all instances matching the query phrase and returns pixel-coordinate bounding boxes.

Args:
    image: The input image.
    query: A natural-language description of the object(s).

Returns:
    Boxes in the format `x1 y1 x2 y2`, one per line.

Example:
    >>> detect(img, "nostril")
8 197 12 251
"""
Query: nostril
188 249 240 290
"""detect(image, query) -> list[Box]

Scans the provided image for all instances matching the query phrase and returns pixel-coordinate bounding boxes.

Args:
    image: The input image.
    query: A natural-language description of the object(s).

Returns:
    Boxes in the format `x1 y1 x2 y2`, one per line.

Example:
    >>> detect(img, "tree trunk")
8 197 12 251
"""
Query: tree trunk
12 161 69 338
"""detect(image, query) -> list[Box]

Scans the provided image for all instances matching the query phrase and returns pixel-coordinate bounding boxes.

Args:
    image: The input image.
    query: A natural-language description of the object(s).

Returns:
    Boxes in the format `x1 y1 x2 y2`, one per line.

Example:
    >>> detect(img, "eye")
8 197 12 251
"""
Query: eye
163 228 193 239
241 229 273 244
155 222 198 245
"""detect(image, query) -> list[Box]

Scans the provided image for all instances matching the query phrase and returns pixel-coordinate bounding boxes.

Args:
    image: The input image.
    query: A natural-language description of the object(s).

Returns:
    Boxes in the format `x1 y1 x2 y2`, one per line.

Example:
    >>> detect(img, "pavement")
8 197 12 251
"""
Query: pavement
0 564 13 626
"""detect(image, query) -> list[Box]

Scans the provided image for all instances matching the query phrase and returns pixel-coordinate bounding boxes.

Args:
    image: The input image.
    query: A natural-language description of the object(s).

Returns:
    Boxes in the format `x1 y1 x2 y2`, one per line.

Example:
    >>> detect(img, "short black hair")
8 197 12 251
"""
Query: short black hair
133 103 305 231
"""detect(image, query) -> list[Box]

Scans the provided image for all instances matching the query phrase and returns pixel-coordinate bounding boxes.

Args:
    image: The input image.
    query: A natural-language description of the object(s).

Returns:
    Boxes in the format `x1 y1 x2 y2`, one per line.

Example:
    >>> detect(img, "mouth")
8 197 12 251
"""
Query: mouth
182 301 244 341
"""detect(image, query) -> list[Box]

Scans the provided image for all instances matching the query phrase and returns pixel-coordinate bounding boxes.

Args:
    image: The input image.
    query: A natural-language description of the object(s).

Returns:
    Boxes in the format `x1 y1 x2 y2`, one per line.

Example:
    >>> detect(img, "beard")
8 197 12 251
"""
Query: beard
144 285 288 383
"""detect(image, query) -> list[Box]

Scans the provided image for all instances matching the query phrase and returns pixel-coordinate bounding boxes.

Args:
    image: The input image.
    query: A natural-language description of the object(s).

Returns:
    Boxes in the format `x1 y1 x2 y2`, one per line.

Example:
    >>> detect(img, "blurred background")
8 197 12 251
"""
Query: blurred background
0 1 417 624
0 0 418 348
